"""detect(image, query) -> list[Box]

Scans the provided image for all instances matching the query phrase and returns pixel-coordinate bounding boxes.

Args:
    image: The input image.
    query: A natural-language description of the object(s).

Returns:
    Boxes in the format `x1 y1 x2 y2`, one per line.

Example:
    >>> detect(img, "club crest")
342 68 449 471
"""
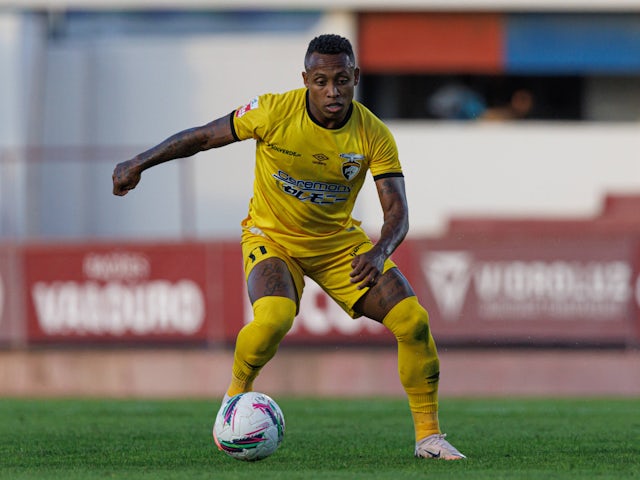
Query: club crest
340 153 364 180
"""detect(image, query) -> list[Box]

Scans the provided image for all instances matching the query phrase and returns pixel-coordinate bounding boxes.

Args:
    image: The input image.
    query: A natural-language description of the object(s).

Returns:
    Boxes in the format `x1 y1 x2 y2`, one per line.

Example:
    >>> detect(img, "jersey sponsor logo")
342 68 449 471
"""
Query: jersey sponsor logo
340 153 364 180
235 96 259 118
272 170 350 205
267 142 301 157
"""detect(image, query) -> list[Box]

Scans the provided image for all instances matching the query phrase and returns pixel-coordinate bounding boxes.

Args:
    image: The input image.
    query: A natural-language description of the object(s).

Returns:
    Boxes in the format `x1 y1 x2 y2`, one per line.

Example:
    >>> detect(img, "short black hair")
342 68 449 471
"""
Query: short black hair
304 34 355 70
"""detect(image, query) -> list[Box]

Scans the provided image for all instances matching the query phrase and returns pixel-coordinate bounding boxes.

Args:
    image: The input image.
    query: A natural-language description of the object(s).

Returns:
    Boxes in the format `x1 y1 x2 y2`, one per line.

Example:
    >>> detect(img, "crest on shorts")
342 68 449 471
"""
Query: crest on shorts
340 153 364 180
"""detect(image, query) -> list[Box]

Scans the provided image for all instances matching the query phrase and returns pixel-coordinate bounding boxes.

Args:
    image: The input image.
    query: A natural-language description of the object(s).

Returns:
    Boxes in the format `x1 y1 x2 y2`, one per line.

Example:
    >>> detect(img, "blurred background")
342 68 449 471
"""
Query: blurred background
0 0 639 398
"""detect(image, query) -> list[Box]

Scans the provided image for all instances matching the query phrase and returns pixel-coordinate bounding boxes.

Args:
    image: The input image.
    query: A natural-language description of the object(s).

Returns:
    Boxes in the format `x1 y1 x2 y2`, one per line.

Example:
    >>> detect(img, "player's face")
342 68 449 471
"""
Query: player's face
303 52 360 129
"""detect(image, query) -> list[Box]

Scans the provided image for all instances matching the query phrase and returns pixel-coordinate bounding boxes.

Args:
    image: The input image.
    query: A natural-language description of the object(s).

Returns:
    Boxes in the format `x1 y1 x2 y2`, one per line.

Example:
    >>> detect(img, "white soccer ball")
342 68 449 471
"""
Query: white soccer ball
213 391 285 461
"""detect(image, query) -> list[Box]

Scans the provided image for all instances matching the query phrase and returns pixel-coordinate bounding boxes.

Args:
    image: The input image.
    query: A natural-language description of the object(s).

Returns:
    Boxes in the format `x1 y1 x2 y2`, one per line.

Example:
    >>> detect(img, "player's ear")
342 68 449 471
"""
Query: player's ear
302 71 309 88
353 67 360 86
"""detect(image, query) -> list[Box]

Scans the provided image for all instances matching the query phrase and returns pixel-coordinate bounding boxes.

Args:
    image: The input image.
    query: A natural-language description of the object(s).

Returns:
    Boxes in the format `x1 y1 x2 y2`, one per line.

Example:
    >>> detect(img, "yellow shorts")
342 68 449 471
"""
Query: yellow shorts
241 227 397 318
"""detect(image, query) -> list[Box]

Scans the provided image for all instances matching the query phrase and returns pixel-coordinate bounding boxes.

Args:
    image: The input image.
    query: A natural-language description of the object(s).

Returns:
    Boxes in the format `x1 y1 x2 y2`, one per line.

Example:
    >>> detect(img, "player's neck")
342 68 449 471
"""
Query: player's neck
305 92 353 129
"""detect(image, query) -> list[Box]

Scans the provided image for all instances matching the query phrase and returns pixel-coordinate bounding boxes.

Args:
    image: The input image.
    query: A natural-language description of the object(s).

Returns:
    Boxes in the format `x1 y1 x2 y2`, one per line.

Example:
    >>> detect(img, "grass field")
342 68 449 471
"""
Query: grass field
0 397 638 479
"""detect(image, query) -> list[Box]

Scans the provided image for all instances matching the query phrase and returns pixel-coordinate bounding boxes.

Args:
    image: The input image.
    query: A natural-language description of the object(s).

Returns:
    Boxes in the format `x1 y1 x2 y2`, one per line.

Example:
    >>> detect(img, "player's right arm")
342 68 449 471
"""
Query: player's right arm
112 114 237 196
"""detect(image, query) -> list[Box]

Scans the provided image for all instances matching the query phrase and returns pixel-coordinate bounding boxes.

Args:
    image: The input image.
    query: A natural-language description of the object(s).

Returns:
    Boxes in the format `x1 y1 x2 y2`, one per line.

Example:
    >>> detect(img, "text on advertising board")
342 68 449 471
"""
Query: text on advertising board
423 251 631 322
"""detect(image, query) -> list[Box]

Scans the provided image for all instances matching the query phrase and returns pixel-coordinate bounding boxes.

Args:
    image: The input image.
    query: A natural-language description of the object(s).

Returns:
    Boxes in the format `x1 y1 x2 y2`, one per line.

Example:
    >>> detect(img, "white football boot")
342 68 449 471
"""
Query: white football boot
415 433 466 460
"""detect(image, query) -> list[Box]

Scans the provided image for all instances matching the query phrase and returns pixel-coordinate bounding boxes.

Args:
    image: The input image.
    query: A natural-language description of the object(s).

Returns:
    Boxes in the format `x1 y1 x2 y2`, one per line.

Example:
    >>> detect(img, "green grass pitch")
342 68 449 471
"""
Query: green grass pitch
0 397 638 479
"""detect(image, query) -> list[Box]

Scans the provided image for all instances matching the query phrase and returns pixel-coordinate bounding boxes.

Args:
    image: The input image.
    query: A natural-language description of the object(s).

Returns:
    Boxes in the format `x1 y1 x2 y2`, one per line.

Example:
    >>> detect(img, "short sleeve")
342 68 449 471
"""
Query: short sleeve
232 95 270 141
367 121 403 179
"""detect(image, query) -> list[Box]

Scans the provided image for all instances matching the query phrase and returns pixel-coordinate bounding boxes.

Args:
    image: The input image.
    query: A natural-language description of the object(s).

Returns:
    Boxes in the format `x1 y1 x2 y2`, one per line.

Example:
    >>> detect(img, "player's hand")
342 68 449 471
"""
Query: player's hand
350 246 386 290
112 160 142 196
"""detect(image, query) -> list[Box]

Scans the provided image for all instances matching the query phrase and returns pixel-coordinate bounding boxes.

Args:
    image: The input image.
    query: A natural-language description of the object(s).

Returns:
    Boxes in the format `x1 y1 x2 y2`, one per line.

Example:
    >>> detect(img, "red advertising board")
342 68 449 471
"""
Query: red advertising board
399 236 639 346
13 234 640 347
0 247 9 343
20 240 398 346
24 242 218 344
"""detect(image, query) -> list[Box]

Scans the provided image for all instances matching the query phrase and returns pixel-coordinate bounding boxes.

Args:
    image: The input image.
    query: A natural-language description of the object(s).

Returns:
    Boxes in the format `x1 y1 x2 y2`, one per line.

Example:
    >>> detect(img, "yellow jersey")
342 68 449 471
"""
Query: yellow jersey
231 87 403 256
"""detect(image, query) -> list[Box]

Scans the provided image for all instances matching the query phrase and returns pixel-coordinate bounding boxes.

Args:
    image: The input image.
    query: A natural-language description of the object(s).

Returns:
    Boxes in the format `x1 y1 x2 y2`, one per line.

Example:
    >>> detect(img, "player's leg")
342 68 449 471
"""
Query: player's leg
307 237 455 456
307 235 443 446
354 269 465 460
353 270 441 440
225 238 303 399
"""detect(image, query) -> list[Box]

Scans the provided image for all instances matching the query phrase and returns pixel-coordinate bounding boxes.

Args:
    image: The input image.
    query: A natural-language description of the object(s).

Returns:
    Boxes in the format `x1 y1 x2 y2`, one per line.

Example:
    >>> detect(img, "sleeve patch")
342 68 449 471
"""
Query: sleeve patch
235 96 259 118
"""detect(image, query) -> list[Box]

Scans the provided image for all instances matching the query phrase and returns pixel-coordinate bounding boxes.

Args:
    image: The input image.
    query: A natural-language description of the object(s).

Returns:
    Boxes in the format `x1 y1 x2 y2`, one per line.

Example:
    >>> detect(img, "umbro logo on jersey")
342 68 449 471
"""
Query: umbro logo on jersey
312 153 328 166
340 153 364 180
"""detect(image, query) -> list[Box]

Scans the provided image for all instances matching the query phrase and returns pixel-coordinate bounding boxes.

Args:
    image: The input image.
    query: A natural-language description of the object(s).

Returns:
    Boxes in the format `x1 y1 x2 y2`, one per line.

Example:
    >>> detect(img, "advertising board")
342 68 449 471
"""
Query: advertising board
13 235 640 347
401 237 638 345
24 243 213 343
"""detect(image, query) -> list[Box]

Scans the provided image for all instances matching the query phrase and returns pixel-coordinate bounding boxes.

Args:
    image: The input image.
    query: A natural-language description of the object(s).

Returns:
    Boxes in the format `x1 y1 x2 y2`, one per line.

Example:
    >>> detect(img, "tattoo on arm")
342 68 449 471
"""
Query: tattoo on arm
134 116 235 172
164 129 203 158
376 178 409 258
378 179 398 196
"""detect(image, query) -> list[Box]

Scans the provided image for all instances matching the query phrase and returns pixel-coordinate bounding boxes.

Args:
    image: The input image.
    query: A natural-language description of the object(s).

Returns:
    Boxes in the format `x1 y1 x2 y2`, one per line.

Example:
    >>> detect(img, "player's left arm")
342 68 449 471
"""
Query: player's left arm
350 174 409 289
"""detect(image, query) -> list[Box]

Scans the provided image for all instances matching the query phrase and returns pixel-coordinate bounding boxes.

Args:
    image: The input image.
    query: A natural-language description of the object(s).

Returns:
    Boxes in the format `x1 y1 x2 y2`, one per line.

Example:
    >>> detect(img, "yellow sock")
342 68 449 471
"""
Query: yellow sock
226 296 296 397
411 404 441 440
226 375 252 398
382 296 441 441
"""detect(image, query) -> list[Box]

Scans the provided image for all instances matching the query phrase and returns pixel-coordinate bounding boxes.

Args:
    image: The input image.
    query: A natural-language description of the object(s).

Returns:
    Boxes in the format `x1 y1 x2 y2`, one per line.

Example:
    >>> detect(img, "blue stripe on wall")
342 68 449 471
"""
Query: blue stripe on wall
505 14 640 74
62 11 323 37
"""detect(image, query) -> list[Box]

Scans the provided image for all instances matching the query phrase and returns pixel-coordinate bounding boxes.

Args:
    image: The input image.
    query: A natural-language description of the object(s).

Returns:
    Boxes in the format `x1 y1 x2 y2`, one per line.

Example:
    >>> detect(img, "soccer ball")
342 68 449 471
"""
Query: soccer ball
213 391 285 461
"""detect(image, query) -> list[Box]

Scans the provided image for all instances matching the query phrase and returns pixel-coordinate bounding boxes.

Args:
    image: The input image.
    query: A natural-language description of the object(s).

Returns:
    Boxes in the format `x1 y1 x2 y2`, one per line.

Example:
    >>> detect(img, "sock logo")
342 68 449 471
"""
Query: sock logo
422 251 472 321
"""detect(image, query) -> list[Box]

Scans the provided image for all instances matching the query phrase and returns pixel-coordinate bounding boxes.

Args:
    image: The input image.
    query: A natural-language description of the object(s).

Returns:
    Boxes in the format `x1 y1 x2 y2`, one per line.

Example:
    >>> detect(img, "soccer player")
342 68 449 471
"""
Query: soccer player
112 34 465 460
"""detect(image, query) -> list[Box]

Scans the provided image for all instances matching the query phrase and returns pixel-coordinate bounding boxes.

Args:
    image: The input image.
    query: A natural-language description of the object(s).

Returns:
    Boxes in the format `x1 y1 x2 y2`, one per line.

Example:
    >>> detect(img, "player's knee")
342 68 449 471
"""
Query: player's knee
251 296 296 343
383 297 431 344
398 308 431 345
